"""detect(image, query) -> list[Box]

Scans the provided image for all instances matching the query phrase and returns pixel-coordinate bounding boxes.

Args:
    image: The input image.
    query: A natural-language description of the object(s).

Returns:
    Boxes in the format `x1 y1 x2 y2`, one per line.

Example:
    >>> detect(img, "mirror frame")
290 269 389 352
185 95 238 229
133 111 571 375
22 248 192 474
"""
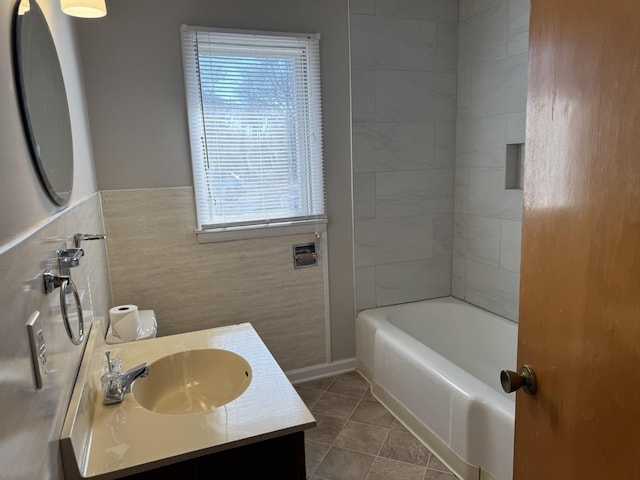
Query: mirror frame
13 0 74 206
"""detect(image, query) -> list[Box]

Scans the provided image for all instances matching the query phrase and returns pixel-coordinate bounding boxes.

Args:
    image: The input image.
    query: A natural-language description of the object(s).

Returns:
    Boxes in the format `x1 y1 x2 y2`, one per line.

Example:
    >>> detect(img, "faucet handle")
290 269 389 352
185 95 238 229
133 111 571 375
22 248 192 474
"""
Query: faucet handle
104 351 122 373
74 233 107 248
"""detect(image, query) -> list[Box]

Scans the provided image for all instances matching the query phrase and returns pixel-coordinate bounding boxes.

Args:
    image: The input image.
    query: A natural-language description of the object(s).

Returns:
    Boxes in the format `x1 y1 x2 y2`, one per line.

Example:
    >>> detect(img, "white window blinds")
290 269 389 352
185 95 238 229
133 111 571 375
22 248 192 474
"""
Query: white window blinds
180 26 326 233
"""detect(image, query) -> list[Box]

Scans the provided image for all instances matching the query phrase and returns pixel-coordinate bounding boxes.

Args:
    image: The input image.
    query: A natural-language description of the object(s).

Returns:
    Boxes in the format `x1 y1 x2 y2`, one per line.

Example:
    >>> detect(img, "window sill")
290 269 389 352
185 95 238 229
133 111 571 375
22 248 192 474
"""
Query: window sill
196 220 327 244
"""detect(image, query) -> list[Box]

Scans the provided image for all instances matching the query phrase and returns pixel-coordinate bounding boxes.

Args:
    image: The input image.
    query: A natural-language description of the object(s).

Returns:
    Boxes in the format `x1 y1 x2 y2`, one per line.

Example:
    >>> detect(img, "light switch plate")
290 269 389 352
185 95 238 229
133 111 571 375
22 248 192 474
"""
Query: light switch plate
26 311 47 389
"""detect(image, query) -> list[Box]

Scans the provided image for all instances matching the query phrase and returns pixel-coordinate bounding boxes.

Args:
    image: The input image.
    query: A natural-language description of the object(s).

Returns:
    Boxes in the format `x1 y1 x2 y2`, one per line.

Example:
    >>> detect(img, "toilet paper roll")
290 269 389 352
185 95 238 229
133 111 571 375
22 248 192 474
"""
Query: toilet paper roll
109 305 143 342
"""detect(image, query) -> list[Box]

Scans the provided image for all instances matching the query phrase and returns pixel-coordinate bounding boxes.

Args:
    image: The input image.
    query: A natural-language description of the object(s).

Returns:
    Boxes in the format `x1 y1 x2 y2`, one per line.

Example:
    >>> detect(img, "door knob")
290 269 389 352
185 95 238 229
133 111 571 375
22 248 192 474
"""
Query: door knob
500 365 537 395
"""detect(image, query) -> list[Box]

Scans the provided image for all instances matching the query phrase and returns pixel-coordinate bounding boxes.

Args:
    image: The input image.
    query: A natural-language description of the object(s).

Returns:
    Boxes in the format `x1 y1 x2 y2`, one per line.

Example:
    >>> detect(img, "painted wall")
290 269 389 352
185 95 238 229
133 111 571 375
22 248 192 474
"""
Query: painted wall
76 0 355 362
0 1 111 477
351 0 459 310
452 0 530 321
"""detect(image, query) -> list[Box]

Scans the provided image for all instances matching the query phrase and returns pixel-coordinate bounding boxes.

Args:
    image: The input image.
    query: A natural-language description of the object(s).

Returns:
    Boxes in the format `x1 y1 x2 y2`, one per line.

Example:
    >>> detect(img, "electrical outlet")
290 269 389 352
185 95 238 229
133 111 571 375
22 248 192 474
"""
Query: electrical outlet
26 311 48 389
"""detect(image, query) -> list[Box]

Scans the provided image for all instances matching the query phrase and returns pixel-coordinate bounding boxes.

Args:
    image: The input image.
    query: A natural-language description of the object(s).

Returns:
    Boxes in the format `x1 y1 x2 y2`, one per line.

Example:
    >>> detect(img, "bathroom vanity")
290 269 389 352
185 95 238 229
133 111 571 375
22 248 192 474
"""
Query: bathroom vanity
60 322 315 479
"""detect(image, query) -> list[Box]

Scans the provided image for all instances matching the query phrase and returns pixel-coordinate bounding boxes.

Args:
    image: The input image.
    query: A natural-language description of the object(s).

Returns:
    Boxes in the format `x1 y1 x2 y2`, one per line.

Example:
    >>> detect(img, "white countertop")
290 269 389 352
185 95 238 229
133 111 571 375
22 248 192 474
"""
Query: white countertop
60 321 316 479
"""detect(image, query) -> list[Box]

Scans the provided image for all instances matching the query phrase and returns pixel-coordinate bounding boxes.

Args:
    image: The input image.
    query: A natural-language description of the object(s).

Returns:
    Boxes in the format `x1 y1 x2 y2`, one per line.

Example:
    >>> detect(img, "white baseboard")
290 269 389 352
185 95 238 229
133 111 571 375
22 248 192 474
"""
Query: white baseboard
286 357 357 385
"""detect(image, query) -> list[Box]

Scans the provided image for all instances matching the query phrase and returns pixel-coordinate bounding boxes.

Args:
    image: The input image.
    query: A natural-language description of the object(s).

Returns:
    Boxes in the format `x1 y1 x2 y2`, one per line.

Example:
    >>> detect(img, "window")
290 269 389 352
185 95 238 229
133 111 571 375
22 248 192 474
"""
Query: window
180 26 326 241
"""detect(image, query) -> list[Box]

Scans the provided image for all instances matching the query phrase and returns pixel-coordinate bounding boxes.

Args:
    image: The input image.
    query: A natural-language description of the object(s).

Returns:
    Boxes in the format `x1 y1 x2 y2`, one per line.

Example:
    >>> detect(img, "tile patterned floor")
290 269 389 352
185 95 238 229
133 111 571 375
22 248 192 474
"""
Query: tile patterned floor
296 371 460 480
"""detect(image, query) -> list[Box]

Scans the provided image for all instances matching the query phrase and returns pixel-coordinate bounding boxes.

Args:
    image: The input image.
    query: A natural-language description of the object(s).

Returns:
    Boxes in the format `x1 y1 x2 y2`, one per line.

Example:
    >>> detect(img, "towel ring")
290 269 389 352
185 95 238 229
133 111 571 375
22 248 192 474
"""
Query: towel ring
61 276 84 345
43 270 84 345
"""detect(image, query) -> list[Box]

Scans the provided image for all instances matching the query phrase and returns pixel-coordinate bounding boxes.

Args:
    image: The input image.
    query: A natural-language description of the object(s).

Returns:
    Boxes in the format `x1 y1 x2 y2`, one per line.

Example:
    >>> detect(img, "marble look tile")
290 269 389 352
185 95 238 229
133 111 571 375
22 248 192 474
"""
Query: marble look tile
328 373 370 398
368 457 426 480
333 421 389 455
458 3 508 71
459 0 473 20
354 216 434 267
305 414 348 444
351 0 375 14
437 22 458 73
353 122 439 173
473 0 504 14
376 169 454 218
469 53 529 118
351 15 437 71
506 111 527 144
433 213 453 257
500 219 522 272
454 167 469 214
356 266 377 311
453 214 501 267
351 399 395 427
306 440 331 476
508 0 530 56
464 259 520 321
375 257 452 306
316 446 375 480
374 0 458 22
436 121 456 168
456 115 506 168
467 168 523 220
352 69 376 122
379 430 430 466
353 173 376 220
456 69 471 120
451 255 466 299
101 188 326 371
376 71 457 122
312 392 361 420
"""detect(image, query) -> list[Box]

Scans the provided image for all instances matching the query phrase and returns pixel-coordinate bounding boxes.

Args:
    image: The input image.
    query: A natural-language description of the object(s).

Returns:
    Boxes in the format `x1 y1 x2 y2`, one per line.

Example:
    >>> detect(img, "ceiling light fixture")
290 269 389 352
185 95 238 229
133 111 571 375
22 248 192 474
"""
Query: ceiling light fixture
61 0 106 18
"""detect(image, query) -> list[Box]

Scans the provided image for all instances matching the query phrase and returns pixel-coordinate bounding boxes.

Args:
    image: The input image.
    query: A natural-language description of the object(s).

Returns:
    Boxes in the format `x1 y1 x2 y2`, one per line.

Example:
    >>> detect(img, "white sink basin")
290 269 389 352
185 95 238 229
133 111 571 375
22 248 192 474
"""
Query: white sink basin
131 349 252 415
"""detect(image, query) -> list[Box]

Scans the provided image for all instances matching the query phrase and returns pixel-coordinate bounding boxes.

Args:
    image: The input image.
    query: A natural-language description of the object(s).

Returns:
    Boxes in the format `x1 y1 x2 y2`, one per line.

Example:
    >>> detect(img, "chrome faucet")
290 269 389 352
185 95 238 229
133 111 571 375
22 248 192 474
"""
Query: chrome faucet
101 352 149 405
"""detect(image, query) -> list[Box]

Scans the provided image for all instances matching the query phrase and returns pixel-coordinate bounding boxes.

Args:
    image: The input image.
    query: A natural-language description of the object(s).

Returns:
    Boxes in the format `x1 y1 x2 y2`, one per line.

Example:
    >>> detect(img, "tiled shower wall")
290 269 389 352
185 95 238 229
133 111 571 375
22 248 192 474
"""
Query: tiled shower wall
452 0 530 321
351 0 459 310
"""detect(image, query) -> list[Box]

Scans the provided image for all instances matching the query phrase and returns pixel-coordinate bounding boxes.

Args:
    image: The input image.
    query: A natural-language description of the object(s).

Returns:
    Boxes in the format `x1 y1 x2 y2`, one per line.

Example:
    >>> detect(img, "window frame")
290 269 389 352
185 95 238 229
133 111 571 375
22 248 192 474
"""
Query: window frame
180 25 327 243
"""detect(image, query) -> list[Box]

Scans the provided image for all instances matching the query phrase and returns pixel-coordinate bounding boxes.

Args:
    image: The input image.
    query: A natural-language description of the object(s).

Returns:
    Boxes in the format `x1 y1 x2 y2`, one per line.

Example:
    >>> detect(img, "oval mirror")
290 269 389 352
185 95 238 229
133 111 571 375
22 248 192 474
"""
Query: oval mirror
14 0 74 206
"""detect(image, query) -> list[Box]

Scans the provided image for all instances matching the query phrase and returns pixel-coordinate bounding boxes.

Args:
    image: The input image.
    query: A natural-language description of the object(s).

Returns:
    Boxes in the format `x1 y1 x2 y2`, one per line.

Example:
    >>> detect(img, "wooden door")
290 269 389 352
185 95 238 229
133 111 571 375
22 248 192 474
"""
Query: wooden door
515 0 640 478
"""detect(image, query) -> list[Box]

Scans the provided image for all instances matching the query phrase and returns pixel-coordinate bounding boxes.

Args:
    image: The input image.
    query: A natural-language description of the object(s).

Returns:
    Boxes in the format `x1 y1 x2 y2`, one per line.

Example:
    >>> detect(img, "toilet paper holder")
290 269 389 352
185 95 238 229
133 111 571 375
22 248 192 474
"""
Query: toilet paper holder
293 243 318 269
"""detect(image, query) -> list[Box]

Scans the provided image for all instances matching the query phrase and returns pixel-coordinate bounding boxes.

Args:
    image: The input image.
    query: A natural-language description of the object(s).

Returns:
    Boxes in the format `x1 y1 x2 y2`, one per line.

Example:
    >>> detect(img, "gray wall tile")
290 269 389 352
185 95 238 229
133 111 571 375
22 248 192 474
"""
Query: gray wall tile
453 214 501 266
376 169 454 217
354 216 434 267
375 0 459 22
351 15 437 71
456 115 507 167
469 52 529 117
350 4 457 308
352 0 376 14
464 259 520 320
354 173 377 220
352 68 377 122
500 219 522 272
353 122 438 172
376 71 457 121
356 266 377 311
453 0 529 321
467 168 523 220
508 0 531 56
376 257 452 306
458 3 508 71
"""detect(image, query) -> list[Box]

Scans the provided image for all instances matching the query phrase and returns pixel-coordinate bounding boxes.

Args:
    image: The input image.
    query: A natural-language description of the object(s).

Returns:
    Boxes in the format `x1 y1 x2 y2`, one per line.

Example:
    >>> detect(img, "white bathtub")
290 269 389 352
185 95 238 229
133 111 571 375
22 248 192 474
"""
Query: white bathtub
356 297 517 480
